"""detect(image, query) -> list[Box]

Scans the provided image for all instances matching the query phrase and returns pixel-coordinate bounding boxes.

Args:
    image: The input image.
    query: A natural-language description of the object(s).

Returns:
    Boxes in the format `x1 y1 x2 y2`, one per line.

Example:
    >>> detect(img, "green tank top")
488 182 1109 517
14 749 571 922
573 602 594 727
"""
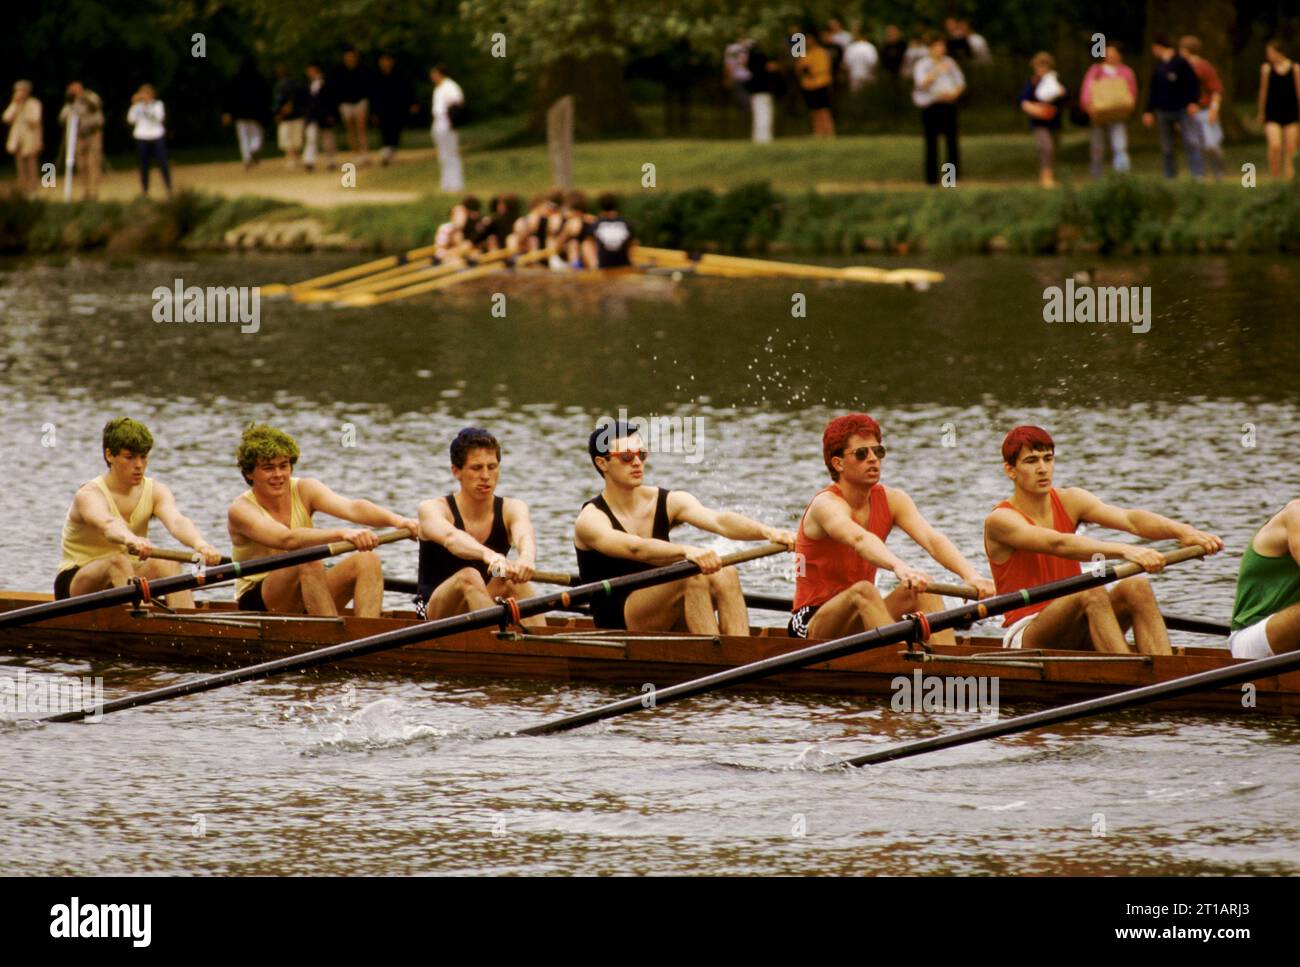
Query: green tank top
1230 534 1300 631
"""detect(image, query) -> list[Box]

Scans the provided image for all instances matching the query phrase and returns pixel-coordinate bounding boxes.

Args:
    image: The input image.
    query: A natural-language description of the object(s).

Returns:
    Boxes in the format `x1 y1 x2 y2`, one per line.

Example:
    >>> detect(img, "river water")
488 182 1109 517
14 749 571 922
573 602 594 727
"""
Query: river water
0 252 1296 875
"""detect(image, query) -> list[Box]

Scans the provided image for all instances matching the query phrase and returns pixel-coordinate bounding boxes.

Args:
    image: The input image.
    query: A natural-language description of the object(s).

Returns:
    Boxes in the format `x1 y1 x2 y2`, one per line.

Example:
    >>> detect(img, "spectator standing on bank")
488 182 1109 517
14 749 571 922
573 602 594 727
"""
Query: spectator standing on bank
1019 52 1068 187
1142 37 1203 179
1179 36 1224 180
126 83 171 196
723 33 754 113
744 40 782 144
843 24 879 93
223 60 270 169
794 29 835 137
430 64 464 192
272 65 305 169
373 53 419 166
58 81 105 199
1257 39 1300 180
957 20 991 65
3 80 42 196
912 32 965 185
334 48 371 166
880 25 907 88
302 63 338 173
1081 41 1137 177
902 34 928 80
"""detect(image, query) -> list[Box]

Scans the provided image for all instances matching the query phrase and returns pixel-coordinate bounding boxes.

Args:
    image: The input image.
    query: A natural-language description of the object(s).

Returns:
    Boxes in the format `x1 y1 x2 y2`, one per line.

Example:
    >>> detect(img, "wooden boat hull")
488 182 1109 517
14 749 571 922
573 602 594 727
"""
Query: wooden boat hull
2 592 1296 715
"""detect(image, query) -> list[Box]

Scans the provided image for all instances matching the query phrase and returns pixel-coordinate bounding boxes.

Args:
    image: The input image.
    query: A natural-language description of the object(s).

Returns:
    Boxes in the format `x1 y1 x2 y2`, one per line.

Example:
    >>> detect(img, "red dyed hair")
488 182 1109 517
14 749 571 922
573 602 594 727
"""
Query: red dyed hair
1001 425 1055 465
822 413 882 480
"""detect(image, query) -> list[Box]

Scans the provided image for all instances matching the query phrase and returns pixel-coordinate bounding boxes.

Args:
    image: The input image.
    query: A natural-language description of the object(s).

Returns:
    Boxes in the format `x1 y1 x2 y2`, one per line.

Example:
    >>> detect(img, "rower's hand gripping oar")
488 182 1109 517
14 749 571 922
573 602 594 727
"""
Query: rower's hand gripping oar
38 543 789 724
516 546 1209 737
0 529 412 630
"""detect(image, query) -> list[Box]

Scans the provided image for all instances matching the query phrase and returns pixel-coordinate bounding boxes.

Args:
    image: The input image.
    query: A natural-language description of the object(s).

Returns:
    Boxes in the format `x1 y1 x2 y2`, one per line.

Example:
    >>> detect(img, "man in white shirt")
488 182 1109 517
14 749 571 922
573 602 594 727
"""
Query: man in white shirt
430 64 465 192
843 25 879 92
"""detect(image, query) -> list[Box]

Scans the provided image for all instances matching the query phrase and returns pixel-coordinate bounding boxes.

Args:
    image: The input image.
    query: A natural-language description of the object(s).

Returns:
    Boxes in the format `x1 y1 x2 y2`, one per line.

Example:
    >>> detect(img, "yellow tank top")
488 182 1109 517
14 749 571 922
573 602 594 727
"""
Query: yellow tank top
59 476 155 573
232 479 313 599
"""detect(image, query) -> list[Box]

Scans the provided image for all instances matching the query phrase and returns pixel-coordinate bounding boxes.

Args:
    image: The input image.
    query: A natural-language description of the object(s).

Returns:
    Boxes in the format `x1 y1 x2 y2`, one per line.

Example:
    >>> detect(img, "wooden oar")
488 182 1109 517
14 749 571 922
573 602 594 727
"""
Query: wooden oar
841 640 1300 768
297 247 517 304
0 529 411 630
517 546 1208 737
338 247 556 307
40 543 788 724
262 244 442 298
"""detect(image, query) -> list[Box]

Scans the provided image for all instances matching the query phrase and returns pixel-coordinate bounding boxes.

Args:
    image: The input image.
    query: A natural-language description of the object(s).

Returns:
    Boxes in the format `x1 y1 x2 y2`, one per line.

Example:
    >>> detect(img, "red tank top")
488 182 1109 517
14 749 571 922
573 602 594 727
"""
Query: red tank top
987 488 1081 626
793 484 893 610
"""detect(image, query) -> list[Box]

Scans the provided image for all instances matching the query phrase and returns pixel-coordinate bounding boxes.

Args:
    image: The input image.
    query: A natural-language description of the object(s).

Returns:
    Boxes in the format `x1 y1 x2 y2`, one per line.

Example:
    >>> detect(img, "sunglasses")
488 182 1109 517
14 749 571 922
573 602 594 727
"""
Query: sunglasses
843 445 887 461
608 450 649 464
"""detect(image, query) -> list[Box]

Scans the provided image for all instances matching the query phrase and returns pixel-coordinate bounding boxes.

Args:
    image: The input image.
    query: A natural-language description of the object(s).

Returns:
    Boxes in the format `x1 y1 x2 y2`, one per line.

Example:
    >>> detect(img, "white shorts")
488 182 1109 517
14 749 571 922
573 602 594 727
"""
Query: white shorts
1002 613 1036 650
338 100 369 122
1228 617 1274 659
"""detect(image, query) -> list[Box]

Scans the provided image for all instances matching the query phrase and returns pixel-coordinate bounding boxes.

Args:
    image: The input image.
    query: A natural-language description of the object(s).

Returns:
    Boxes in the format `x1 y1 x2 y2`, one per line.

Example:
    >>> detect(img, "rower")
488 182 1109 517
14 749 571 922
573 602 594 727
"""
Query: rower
472 193 520 253
415 427 544 624
510 190 562 256
559 190 597 269
574 420 795 634
226 423 418 617
789 413 995 641
591 192 637 269
433 195 481 261
983 425 1223 654
1228 501 1300 658
55 417 223 606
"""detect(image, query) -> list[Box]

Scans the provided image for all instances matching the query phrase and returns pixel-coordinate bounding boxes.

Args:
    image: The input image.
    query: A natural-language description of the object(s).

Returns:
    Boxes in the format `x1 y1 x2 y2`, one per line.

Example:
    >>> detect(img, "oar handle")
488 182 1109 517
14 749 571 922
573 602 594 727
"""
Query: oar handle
927 581 979 600
325 527 412 556
1111 544 1207 578
503 543 788 587
142 547 205 564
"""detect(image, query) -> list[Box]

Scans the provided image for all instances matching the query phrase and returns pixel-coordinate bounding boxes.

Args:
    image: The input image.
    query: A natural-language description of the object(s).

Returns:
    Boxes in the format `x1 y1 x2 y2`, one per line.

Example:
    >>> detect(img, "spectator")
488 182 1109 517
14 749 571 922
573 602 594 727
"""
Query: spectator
126 83 171 196
271 64 305 170
58 81 105 200
843 24 879 93
1257 39 1300 180
794 28 835 137
373 53 418 166
430 63 464 192
824 18 853 57
723 32 754 113
1020 52 1068 187
223 60 270 169
3 80 42 196
1178 36 1224 180
958 20 992 65
1142 36 1203 179
880 25 908 84
334 48 372 166
1081 41 1137 177
912 32 965 185
744 39 783 144
944 18 971 61
302 63 338 173
902 34 928 80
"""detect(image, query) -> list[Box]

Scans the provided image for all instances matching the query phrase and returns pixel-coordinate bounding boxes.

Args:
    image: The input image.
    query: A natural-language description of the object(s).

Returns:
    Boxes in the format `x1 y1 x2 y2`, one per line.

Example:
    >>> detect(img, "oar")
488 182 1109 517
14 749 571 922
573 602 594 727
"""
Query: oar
841 642 1300 768
517 546 1207 737
40 543 788 724
297 247 517 304
0 529 411 630
1162 613 1230 637
338 247 555 307
261 244 443 298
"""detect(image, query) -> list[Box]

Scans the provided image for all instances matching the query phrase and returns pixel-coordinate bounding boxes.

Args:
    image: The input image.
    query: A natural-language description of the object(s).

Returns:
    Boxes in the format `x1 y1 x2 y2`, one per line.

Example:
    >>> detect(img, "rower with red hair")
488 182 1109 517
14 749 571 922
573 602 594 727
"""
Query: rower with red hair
789 413 995 640
983 425 1223 653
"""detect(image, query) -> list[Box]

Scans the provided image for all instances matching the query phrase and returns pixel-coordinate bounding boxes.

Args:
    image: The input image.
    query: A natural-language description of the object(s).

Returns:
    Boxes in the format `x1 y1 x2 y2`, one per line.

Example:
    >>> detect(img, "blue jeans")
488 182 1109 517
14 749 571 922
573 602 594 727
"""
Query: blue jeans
1194 111 1224 178
1155 109 1204 178
1089 122 1130 176
135 137 172 193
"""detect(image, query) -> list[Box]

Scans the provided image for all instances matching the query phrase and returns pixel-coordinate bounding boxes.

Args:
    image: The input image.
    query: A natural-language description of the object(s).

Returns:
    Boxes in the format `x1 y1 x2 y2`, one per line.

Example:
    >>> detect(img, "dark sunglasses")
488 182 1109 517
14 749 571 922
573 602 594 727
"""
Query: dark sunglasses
843 445 887 461
608 450 649 464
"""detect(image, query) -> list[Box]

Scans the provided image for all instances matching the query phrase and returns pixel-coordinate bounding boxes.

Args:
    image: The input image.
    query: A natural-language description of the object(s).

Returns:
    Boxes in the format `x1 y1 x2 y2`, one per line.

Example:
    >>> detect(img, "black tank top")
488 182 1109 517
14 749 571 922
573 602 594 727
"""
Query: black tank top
417 494 510 602
1265 63 1299 123
575 488 673 628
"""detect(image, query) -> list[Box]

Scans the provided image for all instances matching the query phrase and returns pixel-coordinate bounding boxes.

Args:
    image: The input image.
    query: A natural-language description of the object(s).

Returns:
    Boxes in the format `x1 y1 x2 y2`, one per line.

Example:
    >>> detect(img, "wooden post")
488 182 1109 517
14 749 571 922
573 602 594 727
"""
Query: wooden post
547 96 574 189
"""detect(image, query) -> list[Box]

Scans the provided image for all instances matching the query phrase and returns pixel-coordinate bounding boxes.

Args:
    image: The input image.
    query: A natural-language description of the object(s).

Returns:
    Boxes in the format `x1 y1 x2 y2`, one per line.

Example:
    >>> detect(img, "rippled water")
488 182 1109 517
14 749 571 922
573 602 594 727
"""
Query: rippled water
1 252 1297 874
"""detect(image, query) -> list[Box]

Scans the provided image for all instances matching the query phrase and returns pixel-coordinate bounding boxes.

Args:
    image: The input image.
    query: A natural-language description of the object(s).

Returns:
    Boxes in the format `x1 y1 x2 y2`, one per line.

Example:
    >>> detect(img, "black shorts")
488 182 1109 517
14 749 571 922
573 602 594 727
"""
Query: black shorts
54 567 80 600
236 582 267 612
788 604 821 638
801 85 832 111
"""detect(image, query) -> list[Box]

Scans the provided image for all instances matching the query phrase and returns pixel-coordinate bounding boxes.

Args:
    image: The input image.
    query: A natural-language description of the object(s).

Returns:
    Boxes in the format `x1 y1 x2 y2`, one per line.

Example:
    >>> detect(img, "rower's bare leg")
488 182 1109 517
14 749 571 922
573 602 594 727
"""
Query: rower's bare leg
1022 588 1129 652
68 554 134 595
1108 576 1170 655
326 551 383 617
1263 603 1300 654
425 567 494 620
805 581 891 639
260 562 328 614
135 558 191 608
624 576 717 633
581 238 598 268
707 567 748 635
883 587 955 644
485 577 547 628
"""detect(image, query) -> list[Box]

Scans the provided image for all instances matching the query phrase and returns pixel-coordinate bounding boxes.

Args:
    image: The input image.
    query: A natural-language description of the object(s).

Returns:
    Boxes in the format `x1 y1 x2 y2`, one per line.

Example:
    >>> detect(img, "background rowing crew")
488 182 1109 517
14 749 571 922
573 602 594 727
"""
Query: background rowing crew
434 190 637 270
56 416 1300 662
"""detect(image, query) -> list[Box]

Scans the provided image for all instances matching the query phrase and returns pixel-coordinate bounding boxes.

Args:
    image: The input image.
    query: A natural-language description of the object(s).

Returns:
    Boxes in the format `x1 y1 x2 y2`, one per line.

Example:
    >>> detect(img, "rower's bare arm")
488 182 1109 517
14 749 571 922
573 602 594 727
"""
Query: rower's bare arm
985 506 1148 565
73 485 148 554
503 498 538 569
811 494 907 573
1283 501 1300 567
1070 488 1222 553
670 492 793 547
151 482 222 563
574 505 689 567
890 490 987 588
419 499 499 567
302 478 418 539
227 499 335 551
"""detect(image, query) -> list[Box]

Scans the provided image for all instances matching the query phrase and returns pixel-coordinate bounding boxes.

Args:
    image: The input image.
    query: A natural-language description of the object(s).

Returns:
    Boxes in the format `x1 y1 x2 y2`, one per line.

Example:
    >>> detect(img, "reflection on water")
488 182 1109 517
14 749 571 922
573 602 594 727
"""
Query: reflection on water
0 252 1297 875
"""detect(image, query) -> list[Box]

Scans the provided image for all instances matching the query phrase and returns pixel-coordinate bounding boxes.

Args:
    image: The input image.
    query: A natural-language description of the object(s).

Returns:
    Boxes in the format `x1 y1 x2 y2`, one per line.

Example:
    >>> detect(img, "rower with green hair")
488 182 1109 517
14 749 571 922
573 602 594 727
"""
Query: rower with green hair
226 423 419 617
56 417 224 604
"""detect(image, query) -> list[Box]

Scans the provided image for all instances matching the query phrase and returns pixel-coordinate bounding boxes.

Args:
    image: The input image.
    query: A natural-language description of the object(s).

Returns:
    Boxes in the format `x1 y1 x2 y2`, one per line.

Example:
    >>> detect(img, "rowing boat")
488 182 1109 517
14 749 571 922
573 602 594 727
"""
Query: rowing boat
2 592 1294 715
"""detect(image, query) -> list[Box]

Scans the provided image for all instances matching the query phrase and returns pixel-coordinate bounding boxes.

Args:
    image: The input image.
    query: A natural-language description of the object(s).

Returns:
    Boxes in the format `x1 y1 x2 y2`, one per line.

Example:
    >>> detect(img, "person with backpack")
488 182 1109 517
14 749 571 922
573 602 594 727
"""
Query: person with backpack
1081 41 1137 177
430 64 464 192
1019 52 1068 187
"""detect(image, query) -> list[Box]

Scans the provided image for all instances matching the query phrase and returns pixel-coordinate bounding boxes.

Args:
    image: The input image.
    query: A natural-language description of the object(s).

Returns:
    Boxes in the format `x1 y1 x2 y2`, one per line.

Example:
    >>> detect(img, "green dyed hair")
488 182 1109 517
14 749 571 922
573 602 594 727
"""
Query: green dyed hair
236 423 300 484
102 417 154 465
